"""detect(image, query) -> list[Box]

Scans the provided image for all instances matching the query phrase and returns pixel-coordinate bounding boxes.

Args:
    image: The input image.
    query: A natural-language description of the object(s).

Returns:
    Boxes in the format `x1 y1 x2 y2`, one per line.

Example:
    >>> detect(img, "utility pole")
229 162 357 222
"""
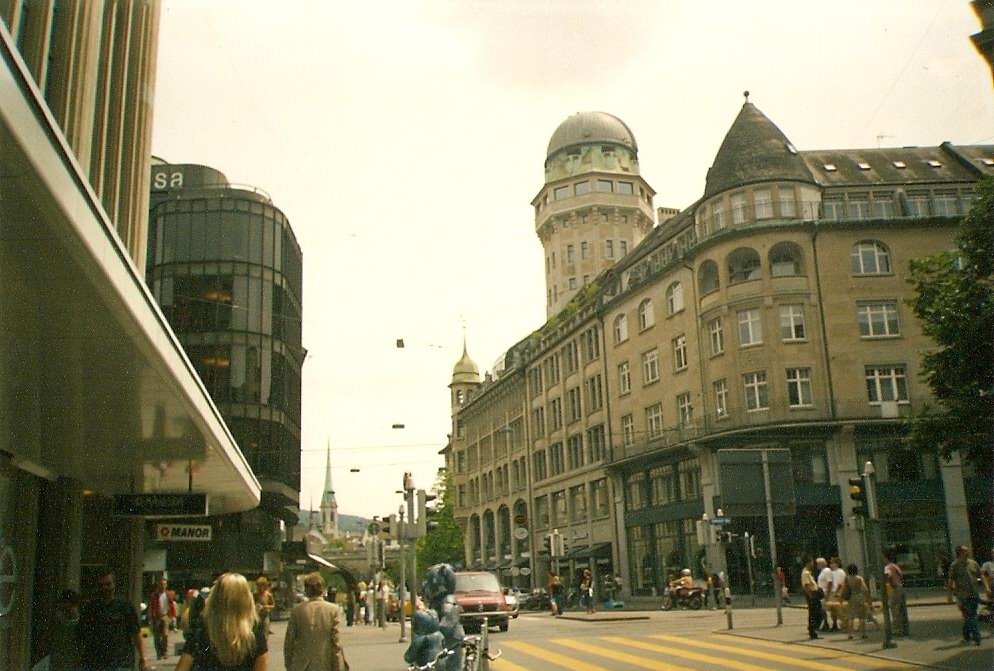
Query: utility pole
404 472 418 616
864 461 897 649
762 450 783 626
397 506 407 643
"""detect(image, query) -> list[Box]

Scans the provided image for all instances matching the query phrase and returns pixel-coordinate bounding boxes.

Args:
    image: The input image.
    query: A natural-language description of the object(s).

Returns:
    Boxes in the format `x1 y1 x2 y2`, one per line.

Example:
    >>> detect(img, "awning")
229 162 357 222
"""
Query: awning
282 542 337 570
565 542 612 560
0 30 260 515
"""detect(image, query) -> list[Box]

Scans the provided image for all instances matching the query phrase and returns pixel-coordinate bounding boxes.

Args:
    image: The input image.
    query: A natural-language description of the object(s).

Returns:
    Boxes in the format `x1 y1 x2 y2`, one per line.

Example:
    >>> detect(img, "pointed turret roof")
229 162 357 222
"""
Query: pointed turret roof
704 96 816 197
450 338 480 386
320 441 337 510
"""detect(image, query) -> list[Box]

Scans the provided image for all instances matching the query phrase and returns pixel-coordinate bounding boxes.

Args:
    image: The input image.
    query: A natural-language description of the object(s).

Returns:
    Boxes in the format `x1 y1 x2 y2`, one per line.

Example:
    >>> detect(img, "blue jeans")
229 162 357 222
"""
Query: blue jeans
960 595 981 642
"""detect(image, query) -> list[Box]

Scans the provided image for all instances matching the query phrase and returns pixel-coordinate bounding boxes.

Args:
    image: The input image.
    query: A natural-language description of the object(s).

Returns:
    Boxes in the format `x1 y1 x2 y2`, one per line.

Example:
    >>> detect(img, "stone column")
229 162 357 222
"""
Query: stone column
939 453 972 551
610 474 630 598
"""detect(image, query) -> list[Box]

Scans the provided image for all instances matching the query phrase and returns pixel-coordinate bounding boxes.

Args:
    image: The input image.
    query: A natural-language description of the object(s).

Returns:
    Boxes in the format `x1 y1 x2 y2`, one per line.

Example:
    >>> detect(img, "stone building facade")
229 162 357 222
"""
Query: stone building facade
444 105 993 598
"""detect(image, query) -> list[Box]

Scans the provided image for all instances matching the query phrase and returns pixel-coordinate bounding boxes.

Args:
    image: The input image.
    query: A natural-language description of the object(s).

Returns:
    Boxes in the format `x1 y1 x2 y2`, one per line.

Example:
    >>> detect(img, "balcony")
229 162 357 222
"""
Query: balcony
608 397 911 465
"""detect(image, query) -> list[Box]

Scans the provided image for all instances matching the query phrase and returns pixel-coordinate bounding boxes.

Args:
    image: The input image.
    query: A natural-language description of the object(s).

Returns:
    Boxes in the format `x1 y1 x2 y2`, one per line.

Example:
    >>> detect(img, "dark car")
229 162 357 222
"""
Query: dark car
453 571 510 632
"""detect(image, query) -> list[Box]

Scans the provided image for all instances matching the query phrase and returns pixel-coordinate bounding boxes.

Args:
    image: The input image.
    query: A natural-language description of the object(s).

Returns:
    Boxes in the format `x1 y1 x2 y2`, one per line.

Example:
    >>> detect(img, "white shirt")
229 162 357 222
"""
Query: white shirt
981 560 994 579
830 568 847 596
816 567 833 592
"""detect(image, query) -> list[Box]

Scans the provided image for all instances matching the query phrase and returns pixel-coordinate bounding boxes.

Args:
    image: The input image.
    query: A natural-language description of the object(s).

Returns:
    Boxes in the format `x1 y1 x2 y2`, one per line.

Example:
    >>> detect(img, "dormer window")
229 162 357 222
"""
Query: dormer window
893 161 907 169
786 143 797 154
926 160 942 168
857 162 871 170
823 164 837 172
982 158 994 167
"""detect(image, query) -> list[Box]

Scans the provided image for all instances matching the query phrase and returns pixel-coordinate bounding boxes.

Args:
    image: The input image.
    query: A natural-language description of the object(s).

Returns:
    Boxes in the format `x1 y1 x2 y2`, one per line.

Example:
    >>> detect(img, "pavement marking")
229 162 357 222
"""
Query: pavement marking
716 634 915 669
550 637 696 670
491 656 531 671
599 635 773 671
500 640 611 670
653 634 875 671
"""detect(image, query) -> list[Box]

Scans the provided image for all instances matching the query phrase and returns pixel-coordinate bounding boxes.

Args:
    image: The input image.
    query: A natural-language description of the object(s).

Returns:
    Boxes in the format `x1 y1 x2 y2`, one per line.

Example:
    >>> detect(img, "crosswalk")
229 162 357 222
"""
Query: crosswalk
492 633 915 671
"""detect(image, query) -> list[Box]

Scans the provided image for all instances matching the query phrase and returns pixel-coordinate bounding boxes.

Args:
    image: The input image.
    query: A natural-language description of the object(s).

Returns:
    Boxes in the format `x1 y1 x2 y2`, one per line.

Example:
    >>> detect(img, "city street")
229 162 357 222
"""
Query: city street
151 601 991 671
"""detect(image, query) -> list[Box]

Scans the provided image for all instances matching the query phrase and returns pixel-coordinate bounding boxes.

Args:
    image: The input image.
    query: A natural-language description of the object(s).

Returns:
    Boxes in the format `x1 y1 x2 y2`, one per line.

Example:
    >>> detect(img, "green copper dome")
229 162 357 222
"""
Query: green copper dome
547 112 638 160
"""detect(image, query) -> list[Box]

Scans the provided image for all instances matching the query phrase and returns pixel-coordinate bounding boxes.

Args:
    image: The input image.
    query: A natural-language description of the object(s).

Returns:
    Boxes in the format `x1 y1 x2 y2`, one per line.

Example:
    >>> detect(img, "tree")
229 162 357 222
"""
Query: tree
415 469 465 571
906 175 993 473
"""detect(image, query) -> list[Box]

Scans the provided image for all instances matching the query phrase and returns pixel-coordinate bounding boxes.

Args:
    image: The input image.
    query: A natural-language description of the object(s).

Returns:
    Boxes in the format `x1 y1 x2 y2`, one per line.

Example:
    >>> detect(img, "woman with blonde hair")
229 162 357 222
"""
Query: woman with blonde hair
254 576 275 641
176 573 268 671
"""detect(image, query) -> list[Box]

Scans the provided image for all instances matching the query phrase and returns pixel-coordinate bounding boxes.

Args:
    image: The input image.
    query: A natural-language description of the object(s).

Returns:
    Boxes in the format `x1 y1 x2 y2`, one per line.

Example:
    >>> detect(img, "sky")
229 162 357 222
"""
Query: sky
150 1 994 520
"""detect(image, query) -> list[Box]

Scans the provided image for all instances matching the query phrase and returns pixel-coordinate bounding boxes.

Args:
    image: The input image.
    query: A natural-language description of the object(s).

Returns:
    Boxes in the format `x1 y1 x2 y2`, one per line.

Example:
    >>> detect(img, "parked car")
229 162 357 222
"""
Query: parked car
387 591 415 622
502 588 520 618
453 571 510 632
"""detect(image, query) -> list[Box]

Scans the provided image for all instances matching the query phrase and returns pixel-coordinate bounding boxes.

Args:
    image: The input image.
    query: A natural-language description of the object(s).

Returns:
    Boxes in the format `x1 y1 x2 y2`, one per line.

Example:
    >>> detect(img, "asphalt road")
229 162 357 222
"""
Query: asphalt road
151 603 992 671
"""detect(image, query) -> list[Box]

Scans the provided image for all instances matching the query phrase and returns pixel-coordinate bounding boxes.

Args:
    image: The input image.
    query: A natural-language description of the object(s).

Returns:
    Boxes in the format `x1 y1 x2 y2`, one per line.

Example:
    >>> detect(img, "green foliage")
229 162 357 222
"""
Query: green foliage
906 176 993 473
415 469 465 572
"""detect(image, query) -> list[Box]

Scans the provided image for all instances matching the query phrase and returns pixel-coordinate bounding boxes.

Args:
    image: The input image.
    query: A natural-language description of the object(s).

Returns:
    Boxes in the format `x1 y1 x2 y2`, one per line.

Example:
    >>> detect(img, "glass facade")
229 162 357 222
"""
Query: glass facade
147 186 304 514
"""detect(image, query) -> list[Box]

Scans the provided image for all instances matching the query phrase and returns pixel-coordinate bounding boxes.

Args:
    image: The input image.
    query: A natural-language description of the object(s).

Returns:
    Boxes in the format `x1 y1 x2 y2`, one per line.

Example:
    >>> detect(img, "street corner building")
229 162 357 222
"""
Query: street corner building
442 107 994 600
0 2 262 668
144 160 305 575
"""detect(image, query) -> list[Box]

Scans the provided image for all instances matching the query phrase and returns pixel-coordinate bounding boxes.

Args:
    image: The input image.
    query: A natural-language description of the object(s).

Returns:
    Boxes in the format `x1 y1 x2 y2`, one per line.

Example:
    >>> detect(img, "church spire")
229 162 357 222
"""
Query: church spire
319 439 339 538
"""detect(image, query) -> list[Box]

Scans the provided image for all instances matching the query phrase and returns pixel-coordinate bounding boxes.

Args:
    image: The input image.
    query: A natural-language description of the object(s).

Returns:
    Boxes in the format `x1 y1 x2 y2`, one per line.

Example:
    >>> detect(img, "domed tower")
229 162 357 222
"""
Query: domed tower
449 339 481 443
534 112 656 316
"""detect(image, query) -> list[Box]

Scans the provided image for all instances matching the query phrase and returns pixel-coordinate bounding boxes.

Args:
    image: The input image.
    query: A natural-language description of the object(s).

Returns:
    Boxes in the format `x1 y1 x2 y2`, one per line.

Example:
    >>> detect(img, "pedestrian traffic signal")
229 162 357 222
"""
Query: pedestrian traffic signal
848 477 867 517
543 534 553 556
559 536 568 557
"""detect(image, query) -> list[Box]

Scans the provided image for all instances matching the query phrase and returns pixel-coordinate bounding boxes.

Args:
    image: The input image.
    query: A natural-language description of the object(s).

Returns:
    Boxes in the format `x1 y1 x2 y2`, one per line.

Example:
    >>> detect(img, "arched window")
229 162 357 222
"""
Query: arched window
613 314 628 344
851 241 891 274
698 260 719 295
727 248 762 284
666 282 684 315
769 241 804 277
638 298 655 330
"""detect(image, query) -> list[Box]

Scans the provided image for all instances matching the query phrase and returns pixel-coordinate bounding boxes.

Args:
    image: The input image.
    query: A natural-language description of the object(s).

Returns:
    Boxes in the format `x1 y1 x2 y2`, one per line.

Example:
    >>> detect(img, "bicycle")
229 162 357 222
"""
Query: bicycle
406 618 502 671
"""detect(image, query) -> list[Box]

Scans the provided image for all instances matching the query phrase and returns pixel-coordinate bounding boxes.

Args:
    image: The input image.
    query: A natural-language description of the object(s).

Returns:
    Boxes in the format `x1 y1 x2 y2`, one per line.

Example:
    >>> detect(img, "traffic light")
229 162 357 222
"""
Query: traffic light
848 477 867 517
416 489 438 536
543 534 553 556
558 535 568 558
719 531 733 544
381 514 396 539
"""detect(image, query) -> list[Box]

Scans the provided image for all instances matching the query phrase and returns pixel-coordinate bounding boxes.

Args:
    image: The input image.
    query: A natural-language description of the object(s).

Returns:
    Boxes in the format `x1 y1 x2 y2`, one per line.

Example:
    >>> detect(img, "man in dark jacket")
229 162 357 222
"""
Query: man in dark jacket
77 570 148 671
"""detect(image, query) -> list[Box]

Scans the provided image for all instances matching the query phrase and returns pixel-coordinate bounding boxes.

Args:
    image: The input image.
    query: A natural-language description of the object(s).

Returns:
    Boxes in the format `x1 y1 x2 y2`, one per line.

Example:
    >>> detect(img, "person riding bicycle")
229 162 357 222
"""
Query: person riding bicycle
669 569 694 598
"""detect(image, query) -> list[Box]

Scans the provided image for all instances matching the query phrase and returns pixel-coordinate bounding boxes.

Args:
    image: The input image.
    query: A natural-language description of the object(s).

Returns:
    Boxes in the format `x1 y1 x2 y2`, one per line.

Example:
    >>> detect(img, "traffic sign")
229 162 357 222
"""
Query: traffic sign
513 527 529 540
711 516 731 526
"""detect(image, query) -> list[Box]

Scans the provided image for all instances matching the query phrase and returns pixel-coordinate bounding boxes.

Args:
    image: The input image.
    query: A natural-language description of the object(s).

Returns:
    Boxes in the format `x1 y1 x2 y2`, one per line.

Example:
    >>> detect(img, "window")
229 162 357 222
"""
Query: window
528 367 543 396
613 314 628 343
585 375 603 412
567 387 582 423
545 354 561 385
779 187 796 217
865 366 908 404
597 179 613 193
569 484 587 522
567 435 584 470
549 398 562 430
533 453 548 482
851 241 891 274
666 282 684 315
786 368 813 407
848 194 870 219
645 403 664 437
591 478 609 517
650 465 675 506
568 277 577 289
933 192 958 216
586 425 605 463
621 414 635 447
727 247 761 283
905 192 930 217
566 244 575 263
822 198 844 220
581 326 600 361
618 361 631 395
626 474 646 511
575 181 590 196
712 200 726 230
858 301 900 337
708 318 724 355
743 371 769 411
779 304 806 341
617 181 634 194
698 260 720 294
642 349 659 384
872 193 895 218
549 443 565 476
563 340 579 375
551 488 567 522
532 407 545 437
769 241 803 276
620 240 628 256
605 240 614 259
672 335 688 371
754 188 773 219
678 460 702 499
676 393 693 425
737 308 763 346
554 185 571 200
638 298 654 330
581 241 588 259
731 193 747 224
714 379 729 418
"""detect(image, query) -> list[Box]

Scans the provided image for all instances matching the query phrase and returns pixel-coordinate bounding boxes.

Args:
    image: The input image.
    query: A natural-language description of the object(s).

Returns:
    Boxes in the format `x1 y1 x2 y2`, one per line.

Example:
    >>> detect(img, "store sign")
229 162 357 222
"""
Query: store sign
513 527 529 540
114 493 208 518
154 524 212 542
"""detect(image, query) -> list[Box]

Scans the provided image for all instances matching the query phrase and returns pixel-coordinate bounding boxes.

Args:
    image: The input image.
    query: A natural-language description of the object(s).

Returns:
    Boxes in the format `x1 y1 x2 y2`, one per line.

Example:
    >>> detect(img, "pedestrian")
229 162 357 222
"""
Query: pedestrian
546 569 559 616
883 551 909 637
579 568 594 614
981 548 994 598
376 580 389 628
815 558 833 632
175 573 268 671
326 585 338 604
825 558 846 632
254 576 275 643
149 577 176 659
76 569 149 671
841 564 869 640
365 582 375 625
801 558 823 640
284 572 349 671
50 589 80 671
775 566 790 605
946 545 983 646
345 585 355 627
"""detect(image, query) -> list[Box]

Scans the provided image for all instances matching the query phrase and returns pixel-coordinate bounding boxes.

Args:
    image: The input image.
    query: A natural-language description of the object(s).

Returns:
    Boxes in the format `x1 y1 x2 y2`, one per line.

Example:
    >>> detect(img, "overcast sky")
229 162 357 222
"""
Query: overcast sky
151 1 993 520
